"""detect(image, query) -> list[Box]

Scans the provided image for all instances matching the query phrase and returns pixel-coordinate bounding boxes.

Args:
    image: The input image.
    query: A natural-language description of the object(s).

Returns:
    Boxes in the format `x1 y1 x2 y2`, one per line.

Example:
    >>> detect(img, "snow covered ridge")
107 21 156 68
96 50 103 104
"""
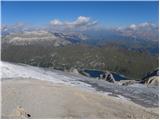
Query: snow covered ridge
1 61 94 90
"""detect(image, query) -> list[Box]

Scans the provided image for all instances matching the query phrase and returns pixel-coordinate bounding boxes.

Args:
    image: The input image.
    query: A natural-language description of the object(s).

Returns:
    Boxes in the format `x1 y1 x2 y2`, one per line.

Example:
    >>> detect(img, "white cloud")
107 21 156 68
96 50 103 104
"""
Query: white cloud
129 24 137 30
50 16 97 30
50 19 63 26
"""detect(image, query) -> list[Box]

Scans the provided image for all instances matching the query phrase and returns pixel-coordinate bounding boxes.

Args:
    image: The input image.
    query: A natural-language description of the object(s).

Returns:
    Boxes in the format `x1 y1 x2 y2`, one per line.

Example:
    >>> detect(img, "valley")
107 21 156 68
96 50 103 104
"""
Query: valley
1 1 159 119
2 43 158 79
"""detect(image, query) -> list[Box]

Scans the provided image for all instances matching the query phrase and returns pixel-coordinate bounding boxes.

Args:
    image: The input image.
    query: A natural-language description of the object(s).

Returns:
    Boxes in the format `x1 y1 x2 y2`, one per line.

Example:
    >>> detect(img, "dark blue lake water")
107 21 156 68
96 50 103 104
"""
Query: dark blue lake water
84 69 128 81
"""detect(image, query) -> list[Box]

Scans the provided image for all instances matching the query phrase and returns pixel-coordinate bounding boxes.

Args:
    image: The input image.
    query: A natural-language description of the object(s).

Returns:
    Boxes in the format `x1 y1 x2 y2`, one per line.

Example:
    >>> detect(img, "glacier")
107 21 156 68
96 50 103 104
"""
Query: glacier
1 61 94 90
1 61 158 107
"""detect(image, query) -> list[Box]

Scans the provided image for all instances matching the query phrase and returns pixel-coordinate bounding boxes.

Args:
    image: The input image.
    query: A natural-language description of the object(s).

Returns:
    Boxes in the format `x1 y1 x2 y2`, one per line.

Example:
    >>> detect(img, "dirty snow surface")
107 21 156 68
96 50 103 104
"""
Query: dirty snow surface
1 61 159 107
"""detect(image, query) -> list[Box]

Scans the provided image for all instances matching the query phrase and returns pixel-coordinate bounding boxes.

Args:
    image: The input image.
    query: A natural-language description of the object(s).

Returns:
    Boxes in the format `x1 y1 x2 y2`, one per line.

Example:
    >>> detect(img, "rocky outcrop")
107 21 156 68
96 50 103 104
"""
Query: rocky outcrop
145 76 159 86
69 68 80 75
141 69 159 86
99 71 116 83
1 31 72 47
120 80 139 86
8 106 31 119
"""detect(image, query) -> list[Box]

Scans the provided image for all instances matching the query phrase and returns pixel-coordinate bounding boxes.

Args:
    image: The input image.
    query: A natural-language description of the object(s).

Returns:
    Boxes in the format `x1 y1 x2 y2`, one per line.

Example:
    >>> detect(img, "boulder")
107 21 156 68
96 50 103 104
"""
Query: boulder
69 68 80 75
104 71 116 83
141 68 159 86
120 80 139 86
145 76 159 86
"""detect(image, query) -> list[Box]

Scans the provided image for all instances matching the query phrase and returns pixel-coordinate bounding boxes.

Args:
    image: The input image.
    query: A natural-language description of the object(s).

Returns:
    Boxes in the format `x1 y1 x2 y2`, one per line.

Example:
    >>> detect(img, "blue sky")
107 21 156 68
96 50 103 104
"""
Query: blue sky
1 1 159 27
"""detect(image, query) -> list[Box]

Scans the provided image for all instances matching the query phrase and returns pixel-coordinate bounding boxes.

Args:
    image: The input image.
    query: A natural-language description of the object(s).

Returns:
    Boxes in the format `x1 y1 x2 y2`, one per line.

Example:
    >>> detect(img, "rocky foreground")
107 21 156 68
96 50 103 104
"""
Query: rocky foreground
1 79 158 119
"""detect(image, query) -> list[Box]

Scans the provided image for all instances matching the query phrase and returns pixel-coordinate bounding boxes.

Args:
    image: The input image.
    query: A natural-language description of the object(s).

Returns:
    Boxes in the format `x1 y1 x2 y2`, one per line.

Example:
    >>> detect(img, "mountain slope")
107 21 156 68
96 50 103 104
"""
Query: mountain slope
2 44 158 79
1 61 93 90
1 61 159 108
2 30 72 46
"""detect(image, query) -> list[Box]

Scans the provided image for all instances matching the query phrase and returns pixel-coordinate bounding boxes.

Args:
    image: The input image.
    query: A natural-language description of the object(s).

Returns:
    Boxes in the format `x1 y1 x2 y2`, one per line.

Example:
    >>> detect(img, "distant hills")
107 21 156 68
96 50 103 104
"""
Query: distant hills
1 22 158 41
113 22 159 42
1 22 159 53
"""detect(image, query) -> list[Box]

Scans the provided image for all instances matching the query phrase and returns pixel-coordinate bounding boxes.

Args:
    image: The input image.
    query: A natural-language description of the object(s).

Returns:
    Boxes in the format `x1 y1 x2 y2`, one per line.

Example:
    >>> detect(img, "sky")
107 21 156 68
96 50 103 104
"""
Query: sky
1 1 159 28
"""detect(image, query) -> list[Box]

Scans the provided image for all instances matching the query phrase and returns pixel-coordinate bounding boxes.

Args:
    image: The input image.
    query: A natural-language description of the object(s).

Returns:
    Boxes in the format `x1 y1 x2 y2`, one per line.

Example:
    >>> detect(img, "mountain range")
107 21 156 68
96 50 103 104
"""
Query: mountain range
1 22 159 79
1 22 158 53
2 22 158 41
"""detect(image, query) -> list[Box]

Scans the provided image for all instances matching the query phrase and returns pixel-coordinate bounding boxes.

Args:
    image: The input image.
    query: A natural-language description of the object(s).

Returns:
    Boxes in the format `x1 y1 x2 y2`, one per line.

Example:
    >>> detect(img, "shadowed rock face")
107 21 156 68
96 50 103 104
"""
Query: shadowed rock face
142 69 159 80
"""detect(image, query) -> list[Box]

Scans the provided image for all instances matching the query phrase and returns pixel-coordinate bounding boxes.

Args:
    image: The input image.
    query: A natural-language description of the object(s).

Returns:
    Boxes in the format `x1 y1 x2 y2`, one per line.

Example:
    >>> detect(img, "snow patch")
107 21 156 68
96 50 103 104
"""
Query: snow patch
1 61 94 91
